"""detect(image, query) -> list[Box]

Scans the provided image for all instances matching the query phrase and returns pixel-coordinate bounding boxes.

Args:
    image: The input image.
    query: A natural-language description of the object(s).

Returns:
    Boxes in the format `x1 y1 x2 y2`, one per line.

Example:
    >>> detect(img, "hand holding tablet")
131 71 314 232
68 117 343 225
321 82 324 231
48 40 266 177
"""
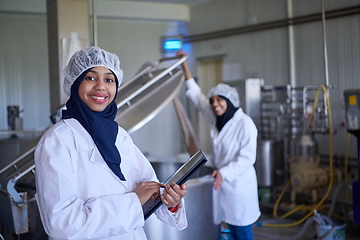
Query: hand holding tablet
143 149 208 220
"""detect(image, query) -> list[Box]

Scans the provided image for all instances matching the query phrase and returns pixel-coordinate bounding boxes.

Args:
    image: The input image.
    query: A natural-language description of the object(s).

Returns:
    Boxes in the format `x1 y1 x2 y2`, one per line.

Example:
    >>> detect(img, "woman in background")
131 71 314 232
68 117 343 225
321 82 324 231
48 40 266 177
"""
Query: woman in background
178 51 260 240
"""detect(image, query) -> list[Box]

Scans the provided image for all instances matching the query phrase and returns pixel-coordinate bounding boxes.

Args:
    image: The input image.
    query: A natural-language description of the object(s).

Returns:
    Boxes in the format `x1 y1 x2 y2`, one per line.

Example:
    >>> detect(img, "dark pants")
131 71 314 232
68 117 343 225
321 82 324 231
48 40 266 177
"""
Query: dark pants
228 224 254 240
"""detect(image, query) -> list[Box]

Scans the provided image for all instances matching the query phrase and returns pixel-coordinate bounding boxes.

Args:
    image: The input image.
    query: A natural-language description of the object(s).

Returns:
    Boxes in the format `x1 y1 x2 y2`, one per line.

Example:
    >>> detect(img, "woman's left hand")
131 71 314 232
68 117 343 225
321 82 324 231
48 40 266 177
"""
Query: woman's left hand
211 170 223 190
161 182 187 208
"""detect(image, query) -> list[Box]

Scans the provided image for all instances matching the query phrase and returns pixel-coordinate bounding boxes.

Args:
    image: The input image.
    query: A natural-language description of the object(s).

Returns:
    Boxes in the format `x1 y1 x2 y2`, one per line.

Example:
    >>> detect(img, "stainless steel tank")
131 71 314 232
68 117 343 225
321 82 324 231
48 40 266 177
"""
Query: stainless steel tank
144 162 220 240
0 131 46 240
255 139 284 187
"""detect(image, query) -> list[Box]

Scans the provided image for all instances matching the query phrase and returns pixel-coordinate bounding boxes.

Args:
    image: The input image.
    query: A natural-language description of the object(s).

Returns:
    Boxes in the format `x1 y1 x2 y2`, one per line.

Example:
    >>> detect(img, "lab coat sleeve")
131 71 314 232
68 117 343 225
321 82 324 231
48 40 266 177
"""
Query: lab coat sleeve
35 130 144 240
131 142 159 182
218 119 258 183
185 78 216 125
154 199 187 230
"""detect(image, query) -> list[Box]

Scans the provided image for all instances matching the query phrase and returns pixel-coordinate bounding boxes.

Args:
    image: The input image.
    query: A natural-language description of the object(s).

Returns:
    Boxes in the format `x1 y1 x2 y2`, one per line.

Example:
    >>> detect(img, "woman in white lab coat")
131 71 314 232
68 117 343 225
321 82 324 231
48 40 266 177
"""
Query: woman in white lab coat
34 46 187 240
178 52 260 240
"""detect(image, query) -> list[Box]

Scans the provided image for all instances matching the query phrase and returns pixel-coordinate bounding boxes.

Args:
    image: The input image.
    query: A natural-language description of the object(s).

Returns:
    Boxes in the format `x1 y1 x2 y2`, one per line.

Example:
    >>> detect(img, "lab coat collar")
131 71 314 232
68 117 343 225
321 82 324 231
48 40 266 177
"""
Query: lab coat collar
63 118 129 189
211 108 244 138
62 119 130 189
63 118 96 151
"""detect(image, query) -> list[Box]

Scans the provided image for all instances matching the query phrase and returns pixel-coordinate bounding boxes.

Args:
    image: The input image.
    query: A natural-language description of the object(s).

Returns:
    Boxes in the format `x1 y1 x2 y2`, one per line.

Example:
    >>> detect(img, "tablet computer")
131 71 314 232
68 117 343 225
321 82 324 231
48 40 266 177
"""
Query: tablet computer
143 149 208 220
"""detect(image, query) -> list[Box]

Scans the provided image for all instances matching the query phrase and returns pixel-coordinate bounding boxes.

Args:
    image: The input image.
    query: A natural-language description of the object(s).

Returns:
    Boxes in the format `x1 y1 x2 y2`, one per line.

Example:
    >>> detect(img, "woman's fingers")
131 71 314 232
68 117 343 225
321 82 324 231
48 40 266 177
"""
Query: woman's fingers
135 181 164 205
161 182 187 207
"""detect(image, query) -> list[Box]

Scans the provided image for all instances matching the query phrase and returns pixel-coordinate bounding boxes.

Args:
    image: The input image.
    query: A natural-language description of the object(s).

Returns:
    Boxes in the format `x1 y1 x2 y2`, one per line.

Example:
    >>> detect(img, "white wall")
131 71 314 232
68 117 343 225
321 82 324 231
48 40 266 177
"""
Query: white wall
0 14 50 131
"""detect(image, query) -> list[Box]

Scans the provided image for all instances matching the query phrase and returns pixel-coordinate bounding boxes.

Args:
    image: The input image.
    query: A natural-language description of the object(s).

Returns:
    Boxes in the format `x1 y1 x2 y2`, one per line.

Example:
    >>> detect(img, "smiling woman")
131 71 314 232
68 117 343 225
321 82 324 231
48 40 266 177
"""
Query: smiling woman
78 66 117 112
34 46 188 240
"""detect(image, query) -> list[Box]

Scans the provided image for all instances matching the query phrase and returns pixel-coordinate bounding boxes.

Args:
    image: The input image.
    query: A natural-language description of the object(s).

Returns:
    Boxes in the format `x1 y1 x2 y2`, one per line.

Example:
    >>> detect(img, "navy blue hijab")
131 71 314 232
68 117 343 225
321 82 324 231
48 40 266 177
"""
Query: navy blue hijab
215 95 239 132
62 69 126 181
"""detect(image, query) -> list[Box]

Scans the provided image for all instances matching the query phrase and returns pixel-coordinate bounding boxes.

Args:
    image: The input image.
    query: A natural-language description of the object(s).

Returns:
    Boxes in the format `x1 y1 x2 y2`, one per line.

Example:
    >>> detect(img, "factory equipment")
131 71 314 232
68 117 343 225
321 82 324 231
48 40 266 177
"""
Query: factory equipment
7 106 23 131
256 139 284 188
0 55 218 240
288 131 341 204
256 85 290 190
253 84 348 223
287 85 341 202
0 131 42 238
343 89 360 225
249 83 342 207
114 56 187 133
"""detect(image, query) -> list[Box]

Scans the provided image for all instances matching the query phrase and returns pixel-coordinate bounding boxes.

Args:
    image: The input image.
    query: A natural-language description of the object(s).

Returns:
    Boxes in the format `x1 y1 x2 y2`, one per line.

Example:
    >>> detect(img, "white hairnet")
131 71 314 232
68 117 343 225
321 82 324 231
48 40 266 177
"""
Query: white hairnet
207 83 240 108
63 46 124 96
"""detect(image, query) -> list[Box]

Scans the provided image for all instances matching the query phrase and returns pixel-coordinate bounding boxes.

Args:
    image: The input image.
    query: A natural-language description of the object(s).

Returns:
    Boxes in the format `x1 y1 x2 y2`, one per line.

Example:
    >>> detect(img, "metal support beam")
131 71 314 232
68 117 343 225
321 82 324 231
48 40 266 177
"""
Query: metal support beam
46 0 90 114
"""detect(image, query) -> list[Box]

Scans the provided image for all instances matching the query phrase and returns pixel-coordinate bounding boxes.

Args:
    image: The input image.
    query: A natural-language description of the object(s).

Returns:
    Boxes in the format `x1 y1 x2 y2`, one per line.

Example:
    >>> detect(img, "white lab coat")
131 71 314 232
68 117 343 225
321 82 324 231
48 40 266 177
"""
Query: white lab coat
34 118 187 240
185 78 260 226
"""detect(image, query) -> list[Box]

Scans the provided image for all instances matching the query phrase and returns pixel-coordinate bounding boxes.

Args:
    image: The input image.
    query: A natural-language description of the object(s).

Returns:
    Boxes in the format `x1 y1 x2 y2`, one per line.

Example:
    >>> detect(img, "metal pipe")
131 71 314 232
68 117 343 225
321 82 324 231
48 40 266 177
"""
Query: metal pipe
321 0 330 87
14 165 35 181
320 7 331 132
183 5 360 43
302 84 334 132
91 0 98 47
287 0 296 87
0 146 36 175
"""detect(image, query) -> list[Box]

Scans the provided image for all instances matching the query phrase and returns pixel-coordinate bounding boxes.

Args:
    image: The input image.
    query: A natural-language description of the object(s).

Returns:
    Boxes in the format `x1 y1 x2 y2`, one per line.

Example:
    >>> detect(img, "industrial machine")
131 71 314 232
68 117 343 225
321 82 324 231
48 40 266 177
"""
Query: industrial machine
0 55 219 240
7 106 23 131
343 89 360 225
226 80 344 207
288 130 341 205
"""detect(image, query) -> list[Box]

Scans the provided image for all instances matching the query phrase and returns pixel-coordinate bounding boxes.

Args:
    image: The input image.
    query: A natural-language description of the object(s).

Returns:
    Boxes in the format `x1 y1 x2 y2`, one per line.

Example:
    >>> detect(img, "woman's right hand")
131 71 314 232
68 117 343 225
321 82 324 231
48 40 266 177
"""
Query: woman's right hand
176 51 188 67
176 51 193 80
134 181 165 206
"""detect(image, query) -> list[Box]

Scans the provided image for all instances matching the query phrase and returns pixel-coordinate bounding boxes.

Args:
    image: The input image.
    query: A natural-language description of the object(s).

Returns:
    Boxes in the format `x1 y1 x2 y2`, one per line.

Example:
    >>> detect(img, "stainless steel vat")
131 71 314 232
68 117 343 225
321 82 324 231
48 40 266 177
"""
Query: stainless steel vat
115 57 186 134
144 162 220 240
0 131 46 240
255 139 284 187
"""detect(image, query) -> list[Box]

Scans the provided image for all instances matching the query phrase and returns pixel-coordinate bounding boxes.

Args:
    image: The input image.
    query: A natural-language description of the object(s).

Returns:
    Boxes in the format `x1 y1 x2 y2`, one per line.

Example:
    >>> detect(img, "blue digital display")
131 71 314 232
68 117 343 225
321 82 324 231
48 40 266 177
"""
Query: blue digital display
162 37 183 51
